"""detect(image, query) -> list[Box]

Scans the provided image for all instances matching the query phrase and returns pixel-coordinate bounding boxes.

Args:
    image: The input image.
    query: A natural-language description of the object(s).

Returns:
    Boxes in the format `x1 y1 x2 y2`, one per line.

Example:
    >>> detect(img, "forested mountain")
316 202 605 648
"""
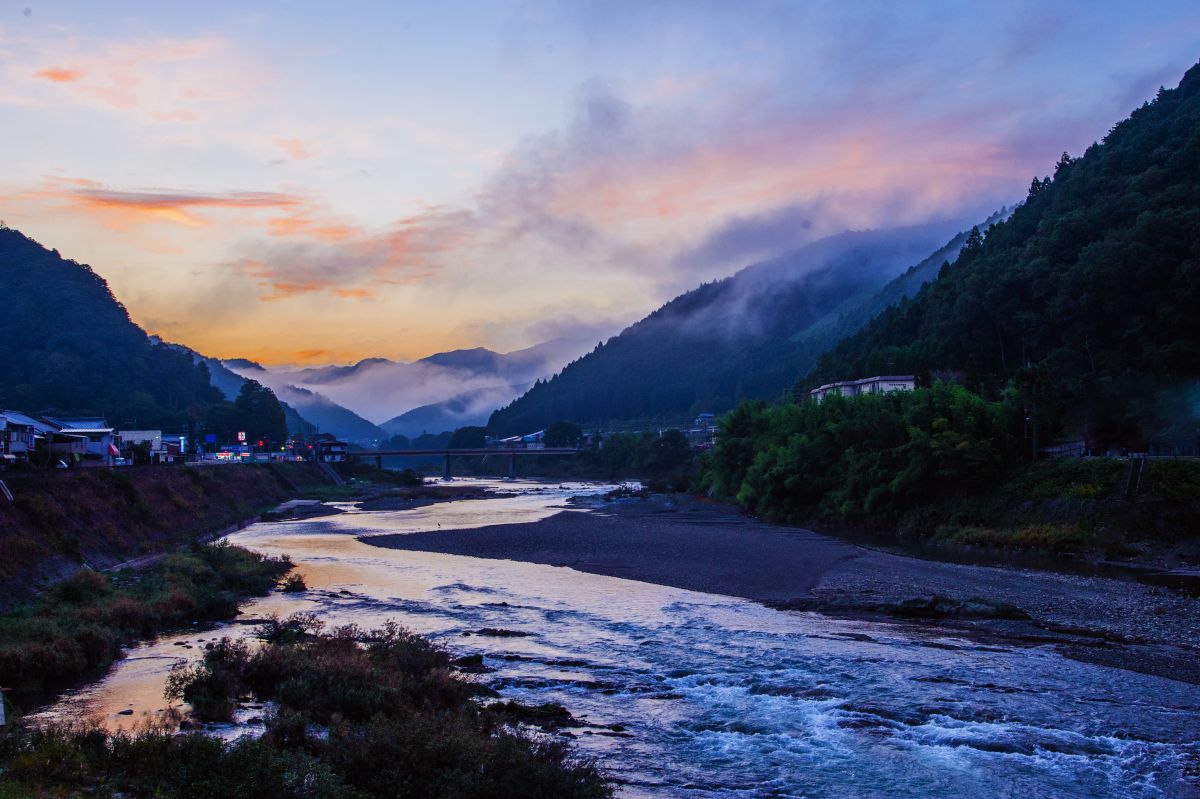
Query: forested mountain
189 352 315 436
381 389 525 439
0 227 222 428
272 385 385 444
806 62 1200 449
488 221 975 435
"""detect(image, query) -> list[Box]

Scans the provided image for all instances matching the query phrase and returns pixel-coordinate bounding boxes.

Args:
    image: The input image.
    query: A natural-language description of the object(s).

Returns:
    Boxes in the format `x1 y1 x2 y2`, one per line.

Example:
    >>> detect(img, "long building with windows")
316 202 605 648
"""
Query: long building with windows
809 375 916 402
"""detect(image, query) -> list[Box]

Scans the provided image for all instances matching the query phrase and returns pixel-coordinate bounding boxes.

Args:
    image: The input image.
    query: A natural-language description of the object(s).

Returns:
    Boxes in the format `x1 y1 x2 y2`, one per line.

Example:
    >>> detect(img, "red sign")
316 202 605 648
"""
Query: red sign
237 431 246 442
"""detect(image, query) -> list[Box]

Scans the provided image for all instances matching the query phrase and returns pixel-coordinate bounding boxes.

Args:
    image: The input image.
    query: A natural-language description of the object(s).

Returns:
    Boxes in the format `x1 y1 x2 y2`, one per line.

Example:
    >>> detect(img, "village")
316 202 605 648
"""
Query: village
0 408 726 472
0 410 357 469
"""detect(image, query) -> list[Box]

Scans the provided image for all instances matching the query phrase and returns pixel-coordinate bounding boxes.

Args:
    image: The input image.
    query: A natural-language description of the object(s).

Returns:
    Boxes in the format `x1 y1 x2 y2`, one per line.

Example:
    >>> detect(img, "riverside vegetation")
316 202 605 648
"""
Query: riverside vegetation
0 547 613 798
0 614 612 799
0 542 291 710
703 384 1200 557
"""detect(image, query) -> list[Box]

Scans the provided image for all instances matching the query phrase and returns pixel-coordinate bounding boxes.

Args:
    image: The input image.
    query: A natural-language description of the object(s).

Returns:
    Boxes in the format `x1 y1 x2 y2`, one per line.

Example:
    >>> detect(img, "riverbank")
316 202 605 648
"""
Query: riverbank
0 542 292 714
366 493 1200 684
0 463 331 609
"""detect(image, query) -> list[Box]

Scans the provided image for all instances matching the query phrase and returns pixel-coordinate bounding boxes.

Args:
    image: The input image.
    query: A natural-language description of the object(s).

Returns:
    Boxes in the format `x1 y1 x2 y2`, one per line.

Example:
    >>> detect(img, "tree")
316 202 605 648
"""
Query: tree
544 421 582 448
447 426 487 449
234 380 288 448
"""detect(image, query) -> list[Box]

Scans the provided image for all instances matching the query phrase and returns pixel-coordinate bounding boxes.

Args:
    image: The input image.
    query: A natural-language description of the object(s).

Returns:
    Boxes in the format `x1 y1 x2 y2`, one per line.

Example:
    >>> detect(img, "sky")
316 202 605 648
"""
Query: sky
1 1 1198 366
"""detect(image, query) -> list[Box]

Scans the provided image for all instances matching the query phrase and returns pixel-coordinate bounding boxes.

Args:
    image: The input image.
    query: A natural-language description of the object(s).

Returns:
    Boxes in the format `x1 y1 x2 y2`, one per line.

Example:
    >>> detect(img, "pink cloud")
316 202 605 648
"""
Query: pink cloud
274 137 317 160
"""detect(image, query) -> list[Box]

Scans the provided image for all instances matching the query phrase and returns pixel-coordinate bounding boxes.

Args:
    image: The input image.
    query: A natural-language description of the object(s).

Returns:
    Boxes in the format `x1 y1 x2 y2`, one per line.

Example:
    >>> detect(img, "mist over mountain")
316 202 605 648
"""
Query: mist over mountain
487 219 986 435
224 337 593 434
379 387 531 440
806 62 1200 449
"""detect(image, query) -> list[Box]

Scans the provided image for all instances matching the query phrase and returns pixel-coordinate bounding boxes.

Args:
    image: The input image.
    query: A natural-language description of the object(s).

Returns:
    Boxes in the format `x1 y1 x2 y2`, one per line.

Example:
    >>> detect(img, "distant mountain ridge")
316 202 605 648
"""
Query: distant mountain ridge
226 337 593 435
487 219 987 435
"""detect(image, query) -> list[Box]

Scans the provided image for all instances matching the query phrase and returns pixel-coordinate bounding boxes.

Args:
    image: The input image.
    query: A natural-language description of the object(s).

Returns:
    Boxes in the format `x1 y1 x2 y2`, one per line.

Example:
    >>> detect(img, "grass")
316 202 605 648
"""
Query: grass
0 542 292 710
998 458 1126 502
932 522 1126 554
895 458 1200 557
1150 458 1200 502
0 616 613 799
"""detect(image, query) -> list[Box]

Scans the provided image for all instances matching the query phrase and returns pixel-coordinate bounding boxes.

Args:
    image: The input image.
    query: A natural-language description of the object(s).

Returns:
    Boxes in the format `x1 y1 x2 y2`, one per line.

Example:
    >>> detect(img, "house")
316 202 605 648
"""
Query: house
0 411 38 463
694 412 716 429
809 375 917 403
43 417 120 466
310 433 348 463
314 438 348 463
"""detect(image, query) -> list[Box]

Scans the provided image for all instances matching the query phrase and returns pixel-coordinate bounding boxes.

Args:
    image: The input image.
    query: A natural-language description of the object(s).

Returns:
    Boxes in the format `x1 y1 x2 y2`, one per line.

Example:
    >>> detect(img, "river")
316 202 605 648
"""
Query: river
33 480 1200 798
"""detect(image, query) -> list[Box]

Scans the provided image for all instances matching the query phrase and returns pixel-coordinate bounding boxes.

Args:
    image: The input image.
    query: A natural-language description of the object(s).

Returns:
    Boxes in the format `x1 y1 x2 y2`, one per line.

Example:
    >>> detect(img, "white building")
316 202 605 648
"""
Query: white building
120 430 163 451
809 375 917 403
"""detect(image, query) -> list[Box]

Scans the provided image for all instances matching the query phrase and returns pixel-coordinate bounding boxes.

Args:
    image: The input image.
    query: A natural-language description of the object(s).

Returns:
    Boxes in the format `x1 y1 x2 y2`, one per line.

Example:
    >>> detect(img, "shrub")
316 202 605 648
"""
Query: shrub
0 544 291 709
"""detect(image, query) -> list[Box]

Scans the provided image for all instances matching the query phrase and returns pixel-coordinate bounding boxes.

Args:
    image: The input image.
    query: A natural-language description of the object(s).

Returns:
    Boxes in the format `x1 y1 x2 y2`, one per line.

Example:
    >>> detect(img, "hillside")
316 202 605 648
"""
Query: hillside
806 62 1200 450
145 342 316 437
488 221 973 435
0 228 222 427
0 462 330 608
380 389 525 439
273 384 385 444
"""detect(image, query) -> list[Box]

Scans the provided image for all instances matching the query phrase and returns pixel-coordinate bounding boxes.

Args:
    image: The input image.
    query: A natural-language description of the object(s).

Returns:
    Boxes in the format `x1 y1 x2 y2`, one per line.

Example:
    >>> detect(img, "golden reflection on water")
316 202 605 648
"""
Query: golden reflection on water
31 481 617 733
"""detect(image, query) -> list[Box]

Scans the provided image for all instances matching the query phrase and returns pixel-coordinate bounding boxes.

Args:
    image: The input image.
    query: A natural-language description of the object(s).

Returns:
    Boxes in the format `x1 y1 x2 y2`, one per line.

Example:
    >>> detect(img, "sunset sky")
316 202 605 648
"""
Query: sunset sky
2 1 1198 365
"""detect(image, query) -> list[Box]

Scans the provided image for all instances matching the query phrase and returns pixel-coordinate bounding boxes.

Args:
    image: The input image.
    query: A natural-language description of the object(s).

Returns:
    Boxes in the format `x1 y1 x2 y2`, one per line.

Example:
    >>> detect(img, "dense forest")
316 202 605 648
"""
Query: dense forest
806 61 1200 451
488 221 972 435
0 228 222 428
706 384 1012 524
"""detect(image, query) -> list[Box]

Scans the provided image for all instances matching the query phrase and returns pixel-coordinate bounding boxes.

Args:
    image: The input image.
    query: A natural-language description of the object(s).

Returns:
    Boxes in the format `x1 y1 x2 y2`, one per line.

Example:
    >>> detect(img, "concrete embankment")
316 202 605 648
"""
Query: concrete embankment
0 462 331 608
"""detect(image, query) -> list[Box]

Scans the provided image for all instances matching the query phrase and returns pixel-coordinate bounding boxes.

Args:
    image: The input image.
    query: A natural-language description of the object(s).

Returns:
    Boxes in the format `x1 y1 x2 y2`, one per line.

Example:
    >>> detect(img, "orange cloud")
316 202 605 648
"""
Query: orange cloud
24 177 303 230
231 207 467 301
267 212 357 241
34 66 84 83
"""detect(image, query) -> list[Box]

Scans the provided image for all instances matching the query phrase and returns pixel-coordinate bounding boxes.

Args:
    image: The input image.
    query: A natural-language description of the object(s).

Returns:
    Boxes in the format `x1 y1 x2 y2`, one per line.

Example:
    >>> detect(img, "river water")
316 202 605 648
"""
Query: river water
35 480 1200 798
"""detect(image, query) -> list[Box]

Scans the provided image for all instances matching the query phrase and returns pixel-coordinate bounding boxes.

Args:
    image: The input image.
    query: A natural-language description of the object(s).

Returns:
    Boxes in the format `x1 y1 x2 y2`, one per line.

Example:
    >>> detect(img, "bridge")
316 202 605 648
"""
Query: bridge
347 447 580 479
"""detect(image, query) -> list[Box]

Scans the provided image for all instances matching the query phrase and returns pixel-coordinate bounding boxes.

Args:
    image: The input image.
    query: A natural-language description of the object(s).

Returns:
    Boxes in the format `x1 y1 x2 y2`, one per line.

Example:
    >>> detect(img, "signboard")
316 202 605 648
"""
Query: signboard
237 431 246 442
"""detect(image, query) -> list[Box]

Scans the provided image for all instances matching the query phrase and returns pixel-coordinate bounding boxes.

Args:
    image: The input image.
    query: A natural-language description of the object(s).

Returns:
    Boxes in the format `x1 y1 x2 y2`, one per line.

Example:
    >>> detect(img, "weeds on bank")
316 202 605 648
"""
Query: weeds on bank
0 616 613 799
0 542 292 708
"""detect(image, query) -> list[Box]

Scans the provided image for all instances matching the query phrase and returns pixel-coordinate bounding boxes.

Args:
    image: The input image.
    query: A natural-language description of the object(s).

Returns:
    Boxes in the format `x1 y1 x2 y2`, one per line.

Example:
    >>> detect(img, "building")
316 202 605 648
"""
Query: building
694 412 716 429
809 375 917 403
43 417 120 466
312 433 348 463
120 430 163 452
161 434 188 459
0 410 41 464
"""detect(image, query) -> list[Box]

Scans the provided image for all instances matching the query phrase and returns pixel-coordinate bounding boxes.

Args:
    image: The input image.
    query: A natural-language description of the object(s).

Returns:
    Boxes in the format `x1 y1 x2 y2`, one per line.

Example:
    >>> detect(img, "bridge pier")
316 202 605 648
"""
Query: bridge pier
508 453 516 480
375 455 382 469
443 453 452 481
